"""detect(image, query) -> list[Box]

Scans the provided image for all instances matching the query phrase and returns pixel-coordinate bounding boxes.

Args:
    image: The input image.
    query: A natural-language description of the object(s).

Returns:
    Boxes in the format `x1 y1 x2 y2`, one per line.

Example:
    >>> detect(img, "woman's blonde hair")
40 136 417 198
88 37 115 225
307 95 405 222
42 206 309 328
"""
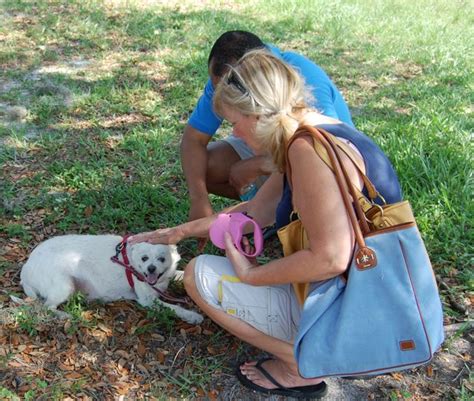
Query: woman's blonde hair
213 49 312 171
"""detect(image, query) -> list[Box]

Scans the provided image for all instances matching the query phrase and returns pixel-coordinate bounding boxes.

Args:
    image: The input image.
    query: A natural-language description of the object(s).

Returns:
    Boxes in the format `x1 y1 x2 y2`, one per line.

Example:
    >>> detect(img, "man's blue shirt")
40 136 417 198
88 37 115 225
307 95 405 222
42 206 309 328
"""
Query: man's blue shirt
188 44 354 135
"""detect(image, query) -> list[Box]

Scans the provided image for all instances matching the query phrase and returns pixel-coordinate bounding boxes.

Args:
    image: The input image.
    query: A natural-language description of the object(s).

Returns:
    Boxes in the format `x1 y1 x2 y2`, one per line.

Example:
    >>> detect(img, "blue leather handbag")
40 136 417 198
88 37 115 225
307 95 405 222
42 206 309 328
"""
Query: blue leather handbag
283 126 445 378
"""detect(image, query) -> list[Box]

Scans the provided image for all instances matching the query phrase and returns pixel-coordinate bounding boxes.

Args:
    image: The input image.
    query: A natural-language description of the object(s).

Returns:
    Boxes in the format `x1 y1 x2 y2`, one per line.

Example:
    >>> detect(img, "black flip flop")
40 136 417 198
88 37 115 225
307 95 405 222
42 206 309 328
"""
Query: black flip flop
236 357 327 399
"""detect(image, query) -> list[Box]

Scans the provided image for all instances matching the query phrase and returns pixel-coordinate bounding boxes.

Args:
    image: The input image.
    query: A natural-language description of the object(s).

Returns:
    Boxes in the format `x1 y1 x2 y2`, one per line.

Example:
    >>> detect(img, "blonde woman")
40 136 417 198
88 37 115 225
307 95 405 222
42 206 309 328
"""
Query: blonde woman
130 49 402 398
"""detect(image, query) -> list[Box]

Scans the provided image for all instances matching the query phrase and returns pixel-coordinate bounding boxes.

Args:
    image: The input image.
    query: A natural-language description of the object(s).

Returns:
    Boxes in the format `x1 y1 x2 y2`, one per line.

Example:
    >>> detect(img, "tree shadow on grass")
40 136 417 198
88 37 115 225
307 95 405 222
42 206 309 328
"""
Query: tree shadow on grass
1 1 471 277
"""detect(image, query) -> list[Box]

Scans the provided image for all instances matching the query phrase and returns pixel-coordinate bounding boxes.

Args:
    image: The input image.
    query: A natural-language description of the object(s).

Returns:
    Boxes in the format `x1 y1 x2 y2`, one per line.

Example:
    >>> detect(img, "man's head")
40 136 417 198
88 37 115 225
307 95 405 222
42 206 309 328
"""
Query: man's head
208 30 265 85
213 49 309 172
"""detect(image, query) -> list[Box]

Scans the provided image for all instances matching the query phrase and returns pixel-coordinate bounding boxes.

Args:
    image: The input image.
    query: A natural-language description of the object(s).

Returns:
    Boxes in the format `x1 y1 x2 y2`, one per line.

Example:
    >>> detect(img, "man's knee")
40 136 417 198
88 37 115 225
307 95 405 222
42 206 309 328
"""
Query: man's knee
207 140 240 181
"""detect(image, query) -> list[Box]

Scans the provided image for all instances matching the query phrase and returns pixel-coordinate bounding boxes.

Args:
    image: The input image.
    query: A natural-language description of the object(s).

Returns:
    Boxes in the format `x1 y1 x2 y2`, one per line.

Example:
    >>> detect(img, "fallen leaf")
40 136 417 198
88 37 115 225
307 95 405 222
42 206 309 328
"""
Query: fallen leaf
207 346 217 355
97 323 112 335
151 333 165 341
137 342 146 357
84 206 93 217
185 344 193 355
156 351 166 363
136 364 149 374
58 361 75 371
391 372 404 381
65 372 83 379
115 350 130 359
11 335 21 346
208 389 219 401
18 385 31 393
115 383 131 395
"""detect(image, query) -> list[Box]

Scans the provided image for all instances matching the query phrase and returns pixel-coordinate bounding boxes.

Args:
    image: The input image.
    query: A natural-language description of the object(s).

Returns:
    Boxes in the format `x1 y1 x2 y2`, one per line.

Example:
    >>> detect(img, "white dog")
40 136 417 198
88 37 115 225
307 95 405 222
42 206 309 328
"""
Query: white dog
20 235 203 324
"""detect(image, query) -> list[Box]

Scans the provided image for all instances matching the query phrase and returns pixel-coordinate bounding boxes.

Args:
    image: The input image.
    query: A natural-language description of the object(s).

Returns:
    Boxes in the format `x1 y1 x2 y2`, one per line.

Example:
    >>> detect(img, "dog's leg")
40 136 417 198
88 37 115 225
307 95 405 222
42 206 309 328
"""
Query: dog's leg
152 299 203 325
21 283 39 300
43 275 75 312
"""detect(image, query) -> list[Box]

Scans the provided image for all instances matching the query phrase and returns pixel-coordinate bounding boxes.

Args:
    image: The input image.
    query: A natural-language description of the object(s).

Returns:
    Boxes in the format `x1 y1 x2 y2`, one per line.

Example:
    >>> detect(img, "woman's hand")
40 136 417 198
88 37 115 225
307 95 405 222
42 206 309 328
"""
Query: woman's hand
128 227 184 245
224 232 258 283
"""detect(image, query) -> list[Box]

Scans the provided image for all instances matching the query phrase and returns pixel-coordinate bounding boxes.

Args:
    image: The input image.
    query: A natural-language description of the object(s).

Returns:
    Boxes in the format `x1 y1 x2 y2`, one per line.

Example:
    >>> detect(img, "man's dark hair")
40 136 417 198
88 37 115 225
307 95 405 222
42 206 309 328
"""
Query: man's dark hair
208 30 265 78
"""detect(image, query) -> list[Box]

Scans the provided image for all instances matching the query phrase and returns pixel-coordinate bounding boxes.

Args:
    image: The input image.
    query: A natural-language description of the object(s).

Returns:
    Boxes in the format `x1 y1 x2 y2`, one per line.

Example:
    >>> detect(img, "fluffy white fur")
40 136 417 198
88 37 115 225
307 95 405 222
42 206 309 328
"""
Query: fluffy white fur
20 235 203 324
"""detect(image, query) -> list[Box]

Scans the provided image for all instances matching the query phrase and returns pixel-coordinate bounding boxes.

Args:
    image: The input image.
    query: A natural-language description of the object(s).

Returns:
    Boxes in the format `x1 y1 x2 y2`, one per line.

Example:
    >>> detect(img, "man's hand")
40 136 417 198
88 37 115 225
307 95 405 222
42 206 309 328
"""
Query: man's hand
188 197 213 222
188 199 213 251
129 227 184 245
224 232 258 283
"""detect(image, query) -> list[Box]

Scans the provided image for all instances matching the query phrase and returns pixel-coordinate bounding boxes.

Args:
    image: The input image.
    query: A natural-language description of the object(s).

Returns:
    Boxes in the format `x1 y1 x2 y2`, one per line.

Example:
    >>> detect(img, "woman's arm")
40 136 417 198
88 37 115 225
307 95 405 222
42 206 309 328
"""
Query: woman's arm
129 171 283 245
245 172 283 228
229 136 363 285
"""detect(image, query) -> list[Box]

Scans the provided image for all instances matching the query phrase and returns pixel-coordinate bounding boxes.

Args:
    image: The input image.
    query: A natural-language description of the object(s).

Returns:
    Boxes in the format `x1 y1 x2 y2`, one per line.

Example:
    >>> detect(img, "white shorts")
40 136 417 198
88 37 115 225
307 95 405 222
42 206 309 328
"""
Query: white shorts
193 254 302 342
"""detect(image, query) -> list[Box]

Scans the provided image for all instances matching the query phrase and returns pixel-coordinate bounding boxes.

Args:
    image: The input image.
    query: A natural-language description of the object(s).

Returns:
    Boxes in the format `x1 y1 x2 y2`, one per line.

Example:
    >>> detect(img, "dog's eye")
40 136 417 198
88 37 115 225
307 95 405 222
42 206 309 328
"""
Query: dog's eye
141 256 149 262
158 257 165 263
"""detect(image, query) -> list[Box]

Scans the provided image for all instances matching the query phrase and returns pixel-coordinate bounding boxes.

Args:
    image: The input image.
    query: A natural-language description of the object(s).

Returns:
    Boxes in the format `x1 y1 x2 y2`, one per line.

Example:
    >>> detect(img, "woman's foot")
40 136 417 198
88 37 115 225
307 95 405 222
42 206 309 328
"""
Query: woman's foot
239 358 323 390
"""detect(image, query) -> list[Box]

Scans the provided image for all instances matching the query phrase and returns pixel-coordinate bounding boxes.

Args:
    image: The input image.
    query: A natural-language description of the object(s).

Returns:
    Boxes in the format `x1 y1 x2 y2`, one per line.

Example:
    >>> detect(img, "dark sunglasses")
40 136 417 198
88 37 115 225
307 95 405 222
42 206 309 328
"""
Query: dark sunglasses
226 72 248 95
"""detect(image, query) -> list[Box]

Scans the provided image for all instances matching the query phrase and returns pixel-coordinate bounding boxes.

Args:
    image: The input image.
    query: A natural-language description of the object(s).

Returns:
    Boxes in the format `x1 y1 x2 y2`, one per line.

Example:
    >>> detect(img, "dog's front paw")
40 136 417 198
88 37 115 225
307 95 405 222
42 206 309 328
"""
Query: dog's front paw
180 310 204 325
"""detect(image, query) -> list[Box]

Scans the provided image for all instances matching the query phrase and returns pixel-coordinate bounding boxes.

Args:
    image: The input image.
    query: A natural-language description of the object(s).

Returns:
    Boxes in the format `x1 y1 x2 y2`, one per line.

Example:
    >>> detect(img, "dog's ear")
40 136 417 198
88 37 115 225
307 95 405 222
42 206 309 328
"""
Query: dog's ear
168 245 181 264
126 242 136 258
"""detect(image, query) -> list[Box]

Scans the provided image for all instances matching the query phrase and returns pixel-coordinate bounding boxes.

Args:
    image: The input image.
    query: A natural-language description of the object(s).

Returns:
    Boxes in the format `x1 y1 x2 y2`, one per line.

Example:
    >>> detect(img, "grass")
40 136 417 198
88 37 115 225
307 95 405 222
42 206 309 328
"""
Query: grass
0 0 472 398
13 306 41 336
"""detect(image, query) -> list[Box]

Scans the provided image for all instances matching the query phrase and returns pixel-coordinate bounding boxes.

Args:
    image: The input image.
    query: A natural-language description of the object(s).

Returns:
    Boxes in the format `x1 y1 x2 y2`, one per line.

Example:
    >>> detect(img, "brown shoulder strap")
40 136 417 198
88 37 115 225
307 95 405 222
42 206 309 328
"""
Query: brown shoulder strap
311 136 378 212
286 125 371 239
286 127 380 212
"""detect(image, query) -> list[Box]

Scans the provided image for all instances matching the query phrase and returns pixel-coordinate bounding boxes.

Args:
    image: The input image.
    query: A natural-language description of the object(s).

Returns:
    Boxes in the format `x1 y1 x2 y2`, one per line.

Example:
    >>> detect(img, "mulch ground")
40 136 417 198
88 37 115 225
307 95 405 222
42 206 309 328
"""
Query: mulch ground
0 235 472 400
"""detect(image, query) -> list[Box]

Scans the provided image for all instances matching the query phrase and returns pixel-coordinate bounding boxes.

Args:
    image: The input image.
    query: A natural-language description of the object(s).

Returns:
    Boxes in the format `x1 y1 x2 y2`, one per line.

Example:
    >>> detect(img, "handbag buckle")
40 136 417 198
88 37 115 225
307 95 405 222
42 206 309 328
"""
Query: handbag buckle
355 247 377 270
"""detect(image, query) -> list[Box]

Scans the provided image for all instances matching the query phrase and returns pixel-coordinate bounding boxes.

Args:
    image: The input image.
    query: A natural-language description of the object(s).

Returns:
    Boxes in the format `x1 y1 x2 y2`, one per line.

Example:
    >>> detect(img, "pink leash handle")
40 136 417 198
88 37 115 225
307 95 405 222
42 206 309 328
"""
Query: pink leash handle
209 213 264 257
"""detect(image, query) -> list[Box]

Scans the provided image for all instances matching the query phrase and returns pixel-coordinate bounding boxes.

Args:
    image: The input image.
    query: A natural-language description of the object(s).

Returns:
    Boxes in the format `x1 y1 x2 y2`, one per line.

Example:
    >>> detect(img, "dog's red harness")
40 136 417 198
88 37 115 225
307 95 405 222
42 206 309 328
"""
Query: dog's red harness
110 236 191 306
111 235 140 288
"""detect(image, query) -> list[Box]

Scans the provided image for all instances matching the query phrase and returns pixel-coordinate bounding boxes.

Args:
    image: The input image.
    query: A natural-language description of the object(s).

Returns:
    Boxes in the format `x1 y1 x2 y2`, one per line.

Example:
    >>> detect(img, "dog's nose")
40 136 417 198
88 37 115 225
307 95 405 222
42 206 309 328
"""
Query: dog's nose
147 265 157 273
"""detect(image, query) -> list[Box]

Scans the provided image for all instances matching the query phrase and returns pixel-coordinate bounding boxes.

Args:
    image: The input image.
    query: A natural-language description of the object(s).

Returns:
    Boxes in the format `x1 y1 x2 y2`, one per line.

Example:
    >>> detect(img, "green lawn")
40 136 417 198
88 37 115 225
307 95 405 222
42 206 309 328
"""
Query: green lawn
0 0 472 398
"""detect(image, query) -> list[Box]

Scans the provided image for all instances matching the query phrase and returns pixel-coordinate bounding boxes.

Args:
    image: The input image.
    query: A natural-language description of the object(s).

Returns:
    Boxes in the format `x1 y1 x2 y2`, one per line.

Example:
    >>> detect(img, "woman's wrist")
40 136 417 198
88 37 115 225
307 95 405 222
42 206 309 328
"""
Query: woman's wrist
242 264 259 285
173 224 188 242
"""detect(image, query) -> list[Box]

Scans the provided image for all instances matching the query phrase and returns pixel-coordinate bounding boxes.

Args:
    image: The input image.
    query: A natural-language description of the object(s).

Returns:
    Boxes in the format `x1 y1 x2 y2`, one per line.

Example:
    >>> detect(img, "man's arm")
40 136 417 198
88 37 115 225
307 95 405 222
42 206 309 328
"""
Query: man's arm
180 124 214 221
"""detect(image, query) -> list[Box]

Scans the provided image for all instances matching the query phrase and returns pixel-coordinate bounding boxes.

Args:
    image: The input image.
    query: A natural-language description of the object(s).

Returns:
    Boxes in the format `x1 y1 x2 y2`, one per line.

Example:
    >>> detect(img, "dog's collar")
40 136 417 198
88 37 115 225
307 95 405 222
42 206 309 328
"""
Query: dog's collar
111 235 142 288
110 236 191 306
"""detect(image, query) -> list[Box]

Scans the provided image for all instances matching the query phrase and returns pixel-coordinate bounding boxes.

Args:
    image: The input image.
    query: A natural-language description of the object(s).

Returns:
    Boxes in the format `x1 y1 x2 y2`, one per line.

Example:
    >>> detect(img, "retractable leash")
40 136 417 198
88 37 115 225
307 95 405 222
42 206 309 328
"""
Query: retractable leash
110 236 192 306
209 212 264 257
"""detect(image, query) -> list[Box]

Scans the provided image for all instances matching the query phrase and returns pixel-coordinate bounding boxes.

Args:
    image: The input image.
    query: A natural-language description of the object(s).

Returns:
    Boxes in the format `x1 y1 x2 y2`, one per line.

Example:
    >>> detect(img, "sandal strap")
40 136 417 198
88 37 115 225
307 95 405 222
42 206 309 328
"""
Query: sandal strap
255 358 292 391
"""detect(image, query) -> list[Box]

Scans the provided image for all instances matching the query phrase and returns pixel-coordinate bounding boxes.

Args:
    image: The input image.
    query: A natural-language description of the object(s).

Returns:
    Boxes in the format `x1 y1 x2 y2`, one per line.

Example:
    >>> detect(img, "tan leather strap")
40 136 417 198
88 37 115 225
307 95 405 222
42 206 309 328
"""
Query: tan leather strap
319 127 371 234
286 125 371 247
311 138 374 213
285 128 374 214
312 137 378 200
